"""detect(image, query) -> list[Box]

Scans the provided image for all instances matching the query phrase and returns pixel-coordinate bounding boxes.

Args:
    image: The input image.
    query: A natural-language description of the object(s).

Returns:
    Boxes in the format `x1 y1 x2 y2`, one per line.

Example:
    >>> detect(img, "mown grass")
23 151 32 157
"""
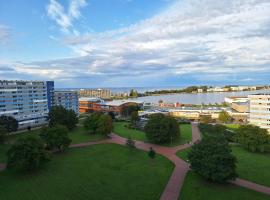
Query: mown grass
113 122 192 146
179 171 270 200
0 144 173 200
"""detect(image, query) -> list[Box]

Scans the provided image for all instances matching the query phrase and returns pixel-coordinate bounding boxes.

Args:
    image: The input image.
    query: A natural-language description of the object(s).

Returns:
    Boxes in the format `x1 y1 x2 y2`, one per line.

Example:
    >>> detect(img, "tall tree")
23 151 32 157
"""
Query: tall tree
236 125 270 153
48 106 78 130
188 137 237 183
0 125 7 144
131 111 139 126
7 136 51 171
40 125 71 152
144 113 180 144
97 114 112 135
0 115 18 132
218 110 232 123
200 115 212 124
83 112 102 134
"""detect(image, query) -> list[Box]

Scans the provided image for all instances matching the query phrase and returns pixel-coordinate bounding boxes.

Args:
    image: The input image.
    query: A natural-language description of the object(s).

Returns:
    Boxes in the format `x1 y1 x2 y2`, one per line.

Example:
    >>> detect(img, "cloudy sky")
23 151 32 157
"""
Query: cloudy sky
0 0 270 88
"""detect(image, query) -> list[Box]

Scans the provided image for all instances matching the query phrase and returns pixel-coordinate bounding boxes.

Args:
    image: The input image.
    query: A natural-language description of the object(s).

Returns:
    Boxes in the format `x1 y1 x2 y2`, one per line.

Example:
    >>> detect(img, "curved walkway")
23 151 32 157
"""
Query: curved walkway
1 122 270 199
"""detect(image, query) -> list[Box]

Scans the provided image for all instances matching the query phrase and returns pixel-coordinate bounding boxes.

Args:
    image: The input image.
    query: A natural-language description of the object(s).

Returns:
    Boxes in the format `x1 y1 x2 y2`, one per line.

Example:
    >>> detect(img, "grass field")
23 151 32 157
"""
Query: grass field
177 145 270 187
0 126 106 163
225 124 240 131
179 171 270 200
0 144 173 200
113 122 192 146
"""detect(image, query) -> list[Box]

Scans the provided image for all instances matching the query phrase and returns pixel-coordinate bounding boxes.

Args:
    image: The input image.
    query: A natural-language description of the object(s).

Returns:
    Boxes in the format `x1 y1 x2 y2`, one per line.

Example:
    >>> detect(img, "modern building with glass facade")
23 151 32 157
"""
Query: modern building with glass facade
249 94 270 133
0 80 54 129
54 90 79 114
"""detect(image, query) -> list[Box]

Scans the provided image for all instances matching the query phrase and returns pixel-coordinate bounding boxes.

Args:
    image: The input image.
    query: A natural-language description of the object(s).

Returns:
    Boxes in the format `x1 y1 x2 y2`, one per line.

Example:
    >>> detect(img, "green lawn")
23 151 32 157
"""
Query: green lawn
113 122 192 146
177 145 270 187
179 171 270 200
225 124 240 131
232 146 270 187
0 144 173 200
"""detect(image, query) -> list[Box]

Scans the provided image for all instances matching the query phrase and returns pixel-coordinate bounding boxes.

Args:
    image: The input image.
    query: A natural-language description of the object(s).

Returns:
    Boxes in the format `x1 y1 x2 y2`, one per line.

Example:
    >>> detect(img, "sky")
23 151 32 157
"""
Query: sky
0 0 270 88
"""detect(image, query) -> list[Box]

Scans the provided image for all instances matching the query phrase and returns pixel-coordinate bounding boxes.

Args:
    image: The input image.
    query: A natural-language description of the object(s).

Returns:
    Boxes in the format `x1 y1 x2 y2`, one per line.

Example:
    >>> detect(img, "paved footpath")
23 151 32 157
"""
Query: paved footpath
1 122 270 199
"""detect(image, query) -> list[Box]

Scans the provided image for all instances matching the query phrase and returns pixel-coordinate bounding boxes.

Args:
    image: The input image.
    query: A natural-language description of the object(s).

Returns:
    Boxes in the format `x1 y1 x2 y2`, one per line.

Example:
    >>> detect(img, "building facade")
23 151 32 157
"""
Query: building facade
54 91 79 114
79 89 111 99
249 94 270 132
0 80 53 129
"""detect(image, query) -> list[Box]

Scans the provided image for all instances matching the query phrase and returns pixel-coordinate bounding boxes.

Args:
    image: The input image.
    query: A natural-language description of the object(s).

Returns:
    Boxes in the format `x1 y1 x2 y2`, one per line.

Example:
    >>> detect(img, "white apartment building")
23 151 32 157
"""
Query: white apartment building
0 80 54 129
249 94 270 133
54 90 79 114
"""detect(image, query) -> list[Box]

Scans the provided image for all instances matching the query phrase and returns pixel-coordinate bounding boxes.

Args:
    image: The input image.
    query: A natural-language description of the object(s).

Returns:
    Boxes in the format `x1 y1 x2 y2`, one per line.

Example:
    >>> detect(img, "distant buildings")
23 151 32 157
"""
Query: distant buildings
54 91 79 114
249 94 270 132
79 97 143 114
0 80 52 129
79 89 111 99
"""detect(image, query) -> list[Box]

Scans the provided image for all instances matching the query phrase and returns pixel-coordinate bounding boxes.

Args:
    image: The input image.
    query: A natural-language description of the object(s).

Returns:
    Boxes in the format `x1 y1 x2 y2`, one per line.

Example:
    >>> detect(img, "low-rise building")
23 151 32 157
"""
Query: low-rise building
79 89 111 99
54 90 79 114
225 96 249 104
248 94 270 132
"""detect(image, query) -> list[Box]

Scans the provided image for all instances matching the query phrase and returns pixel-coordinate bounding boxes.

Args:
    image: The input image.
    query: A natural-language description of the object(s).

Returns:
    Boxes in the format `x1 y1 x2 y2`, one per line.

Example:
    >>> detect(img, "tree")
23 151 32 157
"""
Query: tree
218 110 232 123
121 105 140 117
126 137 135 148
7 136 51 171
84 112 102 134
97 114 112 135
200 115 212 124
144 113 180 144
235 125 270 153
148 147 156 159
108 111 116 120
0 125 7 144
188 137 237 183
131 111 139 126
44 125 71 151
129 89 138 98
40 125 71 152
48 106 78 130
0 115 18 132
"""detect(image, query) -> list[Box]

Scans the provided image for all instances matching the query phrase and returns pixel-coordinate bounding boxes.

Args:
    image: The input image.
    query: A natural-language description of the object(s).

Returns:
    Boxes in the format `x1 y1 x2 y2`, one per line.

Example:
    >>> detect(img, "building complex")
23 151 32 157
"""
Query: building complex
54 91 79 114
79 89 111 99
249 94 270 132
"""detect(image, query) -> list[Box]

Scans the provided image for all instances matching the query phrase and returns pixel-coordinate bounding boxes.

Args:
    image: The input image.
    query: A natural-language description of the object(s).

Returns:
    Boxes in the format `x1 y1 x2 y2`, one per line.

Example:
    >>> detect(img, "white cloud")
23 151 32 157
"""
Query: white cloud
47 0 87 33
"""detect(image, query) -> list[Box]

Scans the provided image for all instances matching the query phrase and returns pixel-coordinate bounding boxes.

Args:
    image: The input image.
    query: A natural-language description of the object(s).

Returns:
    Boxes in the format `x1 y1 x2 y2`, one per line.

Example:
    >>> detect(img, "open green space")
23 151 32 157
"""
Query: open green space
113 122 192 146
179 171 270 200
0 144 173 200
225 124 240 131
232 146 270 187
177 145 270 187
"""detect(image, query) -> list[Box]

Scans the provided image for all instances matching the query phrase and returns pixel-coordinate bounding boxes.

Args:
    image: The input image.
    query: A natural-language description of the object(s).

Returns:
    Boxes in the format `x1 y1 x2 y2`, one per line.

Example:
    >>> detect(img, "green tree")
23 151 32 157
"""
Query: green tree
188 137 237 183
131 111 139 126
218 110 232 123
97 114 112 135
144 113 180 144
40 125 71 152
200 115 212 124
7 136 51 171
129 89 138 98
0 125 7 144
126 137 136 148
148 147 156 159
236 125 270 152
121 105 140 117
0 115 18 132
83 112 102 134
48 106 78 130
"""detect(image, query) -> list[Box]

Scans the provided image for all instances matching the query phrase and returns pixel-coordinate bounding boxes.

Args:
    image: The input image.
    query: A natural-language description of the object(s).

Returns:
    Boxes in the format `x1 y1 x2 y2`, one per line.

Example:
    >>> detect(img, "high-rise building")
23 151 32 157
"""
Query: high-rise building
54 90 79 114
0 80 54 129
79 89 111 99
249 94 270 133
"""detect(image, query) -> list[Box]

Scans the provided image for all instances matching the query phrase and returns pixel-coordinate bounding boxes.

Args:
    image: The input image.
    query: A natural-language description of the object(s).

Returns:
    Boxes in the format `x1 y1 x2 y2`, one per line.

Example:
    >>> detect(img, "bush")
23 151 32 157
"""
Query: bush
188 137 237 183
40 125 71 152
126 137 136 148
144 113 180 144
235 125 270 153
7 136 51 171
0 115 18 132
218 110 232 123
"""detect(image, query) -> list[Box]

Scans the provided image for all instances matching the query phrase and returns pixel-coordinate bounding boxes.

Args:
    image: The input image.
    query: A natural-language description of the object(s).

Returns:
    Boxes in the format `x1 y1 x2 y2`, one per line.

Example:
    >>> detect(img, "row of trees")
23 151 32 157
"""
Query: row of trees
200 110 233 124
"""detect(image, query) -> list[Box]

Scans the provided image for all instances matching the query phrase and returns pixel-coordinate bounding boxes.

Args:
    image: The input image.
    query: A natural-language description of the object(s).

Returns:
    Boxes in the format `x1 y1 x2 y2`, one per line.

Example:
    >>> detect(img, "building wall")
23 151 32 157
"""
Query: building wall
54 91 79 114
79 89 111 99
0 80 51 129
249 94 270 132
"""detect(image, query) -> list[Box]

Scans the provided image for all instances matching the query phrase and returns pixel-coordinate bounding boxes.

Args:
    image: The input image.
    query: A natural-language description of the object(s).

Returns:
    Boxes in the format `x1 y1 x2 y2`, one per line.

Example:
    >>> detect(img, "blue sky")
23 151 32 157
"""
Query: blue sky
0 0 270 88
